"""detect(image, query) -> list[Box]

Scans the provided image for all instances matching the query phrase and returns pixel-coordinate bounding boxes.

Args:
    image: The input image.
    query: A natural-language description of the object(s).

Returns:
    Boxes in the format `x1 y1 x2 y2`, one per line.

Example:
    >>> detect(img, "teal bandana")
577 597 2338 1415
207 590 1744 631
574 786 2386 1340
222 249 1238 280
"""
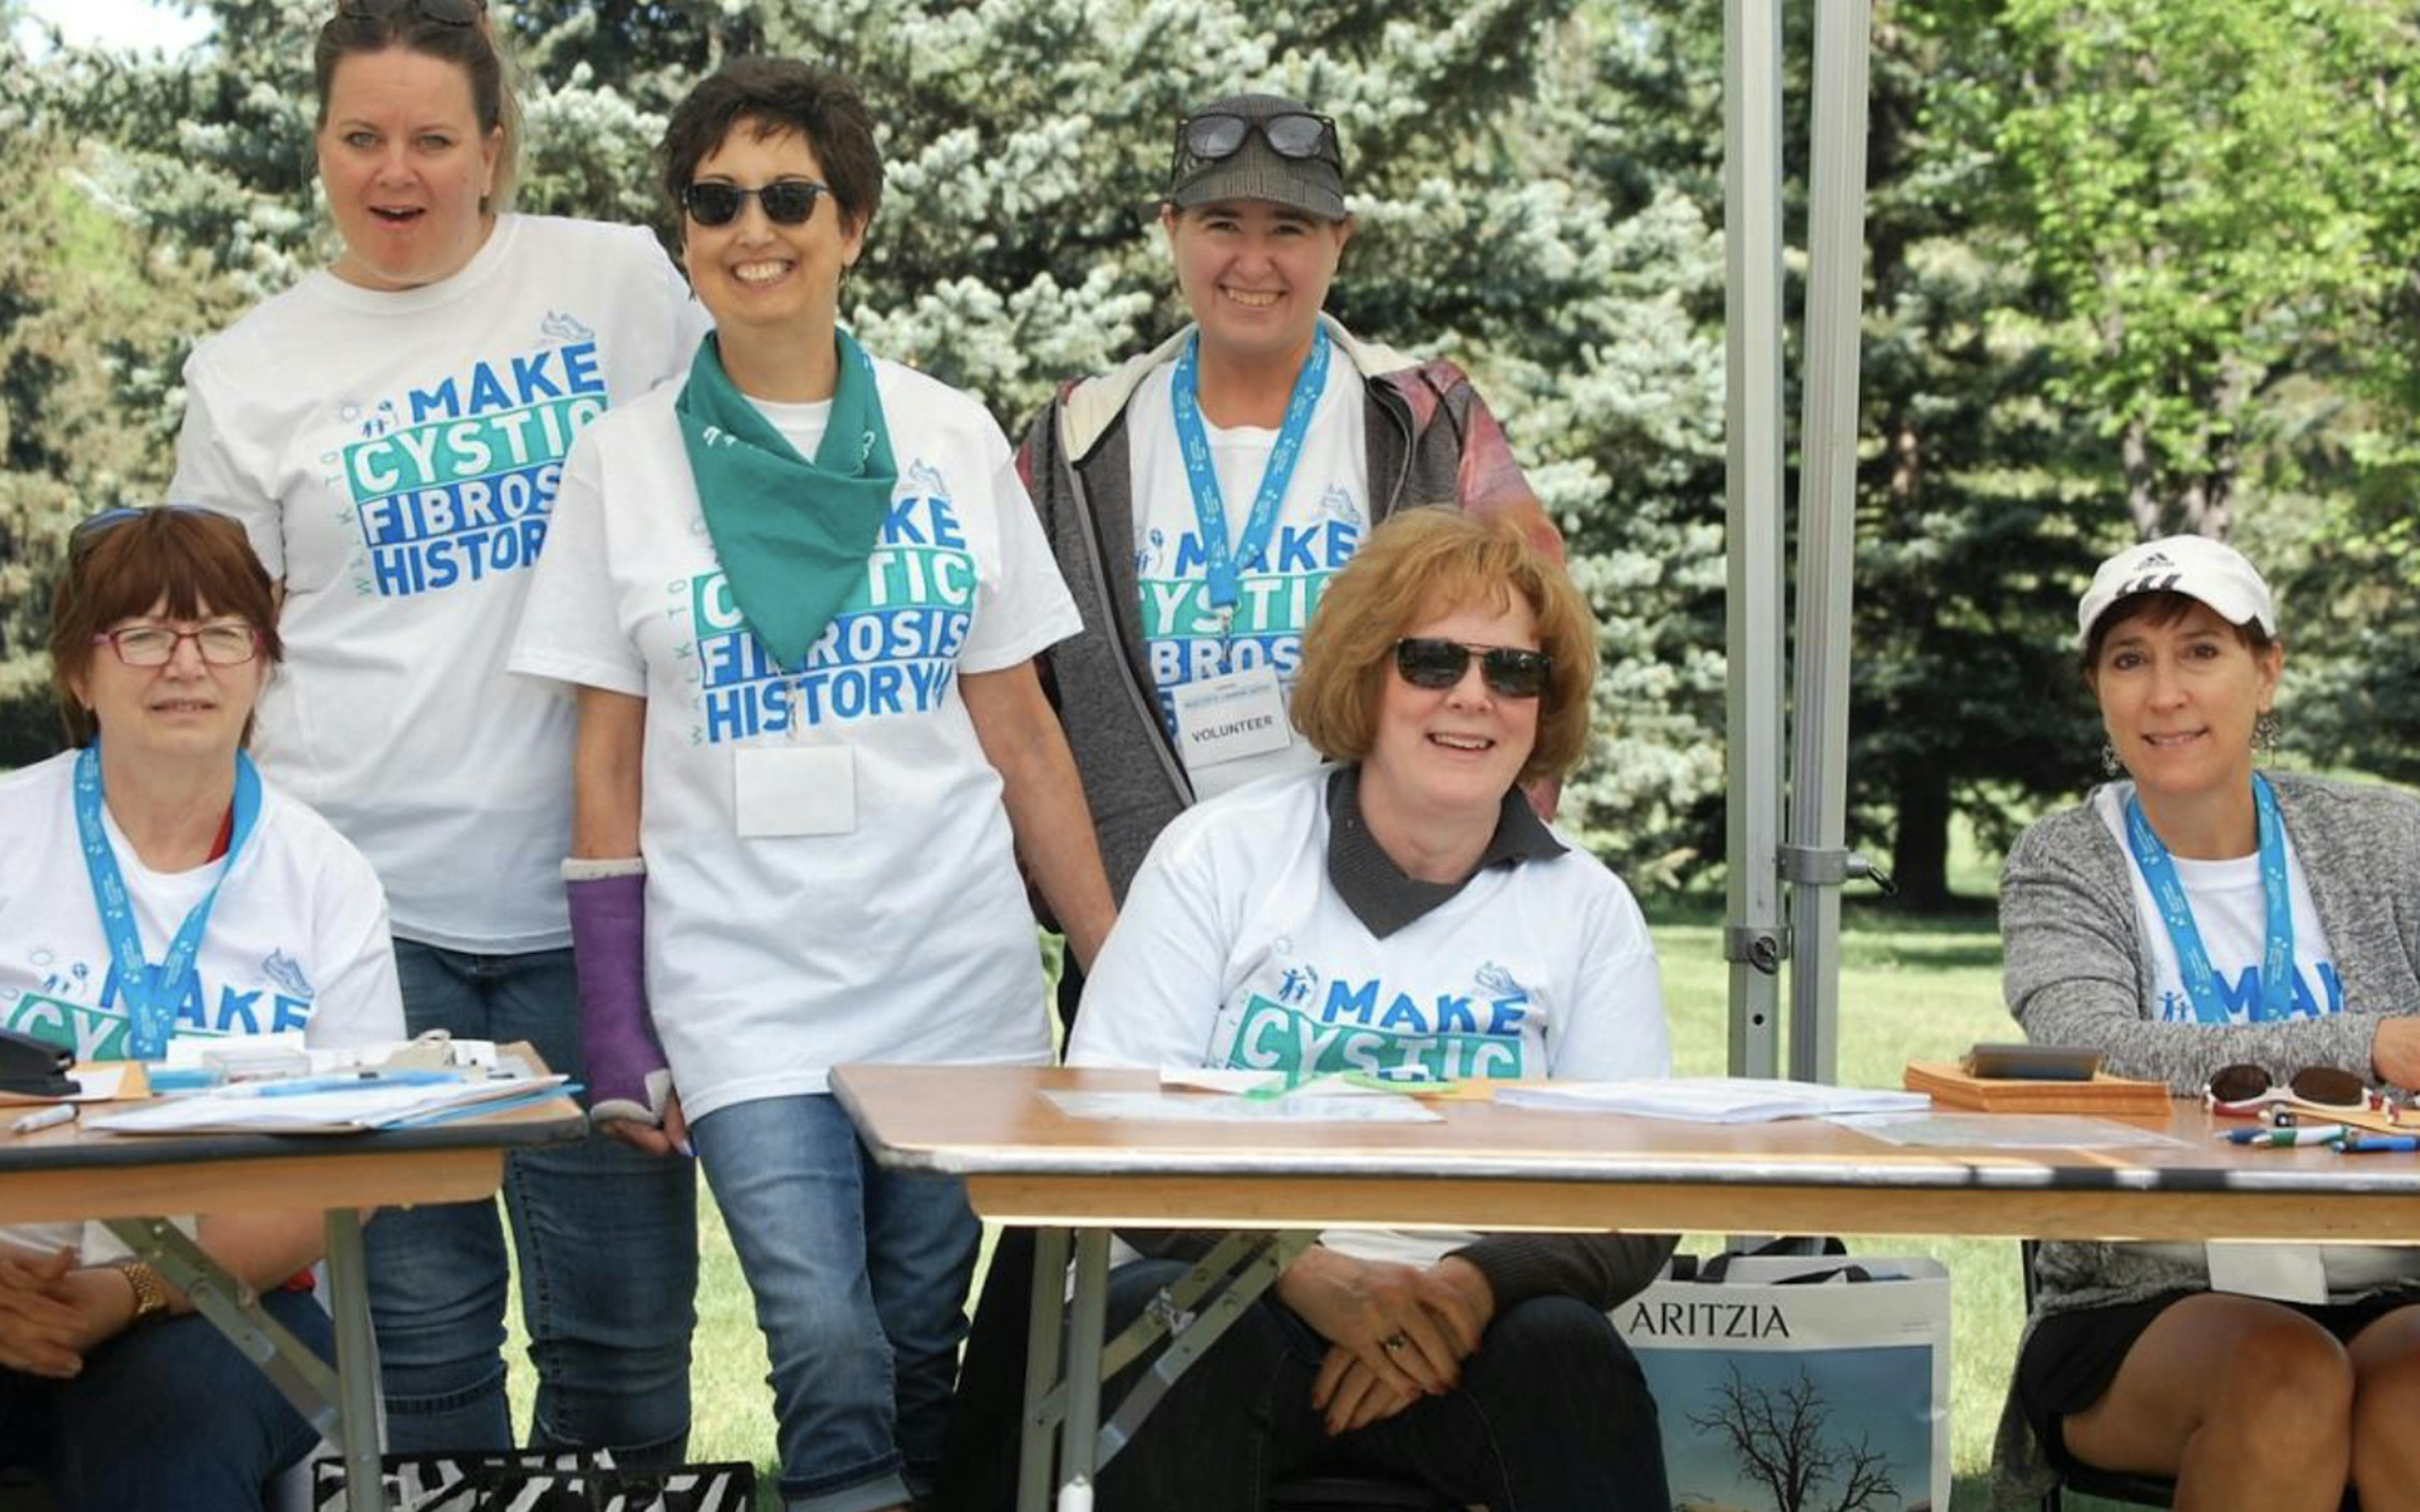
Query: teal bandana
674 330 897 672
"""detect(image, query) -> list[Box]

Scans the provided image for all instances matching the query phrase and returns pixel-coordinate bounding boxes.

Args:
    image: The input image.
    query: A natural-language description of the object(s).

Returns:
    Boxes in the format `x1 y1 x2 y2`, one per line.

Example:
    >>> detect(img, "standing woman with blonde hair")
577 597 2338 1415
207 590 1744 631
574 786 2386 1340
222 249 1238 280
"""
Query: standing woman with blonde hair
168 0 705 1465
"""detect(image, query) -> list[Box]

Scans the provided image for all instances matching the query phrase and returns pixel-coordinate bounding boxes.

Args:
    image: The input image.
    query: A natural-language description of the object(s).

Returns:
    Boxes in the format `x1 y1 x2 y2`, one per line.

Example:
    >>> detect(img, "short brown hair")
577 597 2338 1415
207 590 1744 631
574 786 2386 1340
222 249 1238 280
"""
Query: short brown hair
314 9 522 210
660 59 885 236
50 508 284 747
2080 588 2278 681
1291 508 1596 786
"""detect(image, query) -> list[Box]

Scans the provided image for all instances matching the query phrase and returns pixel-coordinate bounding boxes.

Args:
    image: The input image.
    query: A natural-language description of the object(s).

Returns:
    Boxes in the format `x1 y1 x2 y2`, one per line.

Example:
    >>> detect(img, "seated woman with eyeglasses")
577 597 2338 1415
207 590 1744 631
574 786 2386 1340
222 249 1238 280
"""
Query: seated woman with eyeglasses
1064 510 1674 1512
0 507 404 1509
1997 535 2420 1510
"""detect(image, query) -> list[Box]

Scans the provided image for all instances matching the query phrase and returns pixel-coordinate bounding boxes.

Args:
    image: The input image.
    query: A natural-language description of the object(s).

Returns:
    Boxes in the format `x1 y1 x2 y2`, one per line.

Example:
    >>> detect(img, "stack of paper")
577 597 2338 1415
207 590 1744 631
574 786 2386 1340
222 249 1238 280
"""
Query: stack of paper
1494 1077 1930 1123
87 1072 572 1135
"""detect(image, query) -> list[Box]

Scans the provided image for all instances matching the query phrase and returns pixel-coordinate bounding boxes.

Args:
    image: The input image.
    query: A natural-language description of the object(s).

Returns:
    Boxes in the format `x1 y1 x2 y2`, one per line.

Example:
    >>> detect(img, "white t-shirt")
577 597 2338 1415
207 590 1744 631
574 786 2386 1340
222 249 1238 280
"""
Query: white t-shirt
1069 766 1669 1266
2094 783 2340 1022
170 214 709 953
2094 784 2410 1293
509 364 1081 1122
1126 358 1368 796
0 751 406 1257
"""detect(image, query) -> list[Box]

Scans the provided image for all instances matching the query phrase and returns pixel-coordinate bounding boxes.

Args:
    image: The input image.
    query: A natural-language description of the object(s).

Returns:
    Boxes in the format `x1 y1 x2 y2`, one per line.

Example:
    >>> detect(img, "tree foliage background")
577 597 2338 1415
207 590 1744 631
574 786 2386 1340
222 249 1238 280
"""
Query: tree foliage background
2 0 2414 897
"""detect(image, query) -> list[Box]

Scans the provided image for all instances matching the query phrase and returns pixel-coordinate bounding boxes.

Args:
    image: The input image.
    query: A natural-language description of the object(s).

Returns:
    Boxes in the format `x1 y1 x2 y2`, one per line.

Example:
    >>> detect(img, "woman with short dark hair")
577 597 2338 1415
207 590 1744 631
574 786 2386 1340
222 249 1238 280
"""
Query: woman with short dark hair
511 58 1115 1512
0 506 403 1509
1998 534 2420 1509
1068 508 1674 1512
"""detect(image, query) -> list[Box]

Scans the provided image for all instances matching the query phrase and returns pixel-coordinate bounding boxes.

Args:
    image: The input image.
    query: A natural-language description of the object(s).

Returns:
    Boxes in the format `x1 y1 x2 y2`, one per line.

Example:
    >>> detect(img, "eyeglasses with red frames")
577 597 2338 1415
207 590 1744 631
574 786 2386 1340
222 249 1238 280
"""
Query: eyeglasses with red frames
2204 1063 2380 1118
91 622 263 668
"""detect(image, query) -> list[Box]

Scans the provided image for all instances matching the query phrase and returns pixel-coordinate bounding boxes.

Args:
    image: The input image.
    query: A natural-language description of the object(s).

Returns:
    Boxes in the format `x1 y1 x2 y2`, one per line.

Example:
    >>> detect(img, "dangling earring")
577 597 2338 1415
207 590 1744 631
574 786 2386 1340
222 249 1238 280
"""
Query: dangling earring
2101 742 2122 777
2254 710 2280 755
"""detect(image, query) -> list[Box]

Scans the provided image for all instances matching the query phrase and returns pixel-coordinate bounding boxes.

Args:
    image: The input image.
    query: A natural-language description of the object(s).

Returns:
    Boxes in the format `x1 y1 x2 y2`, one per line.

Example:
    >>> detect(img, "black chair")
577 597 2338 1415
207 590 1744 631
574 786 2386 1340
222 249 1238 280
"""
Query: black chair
2019 1241 2356 1512
1266 1475 1461 1511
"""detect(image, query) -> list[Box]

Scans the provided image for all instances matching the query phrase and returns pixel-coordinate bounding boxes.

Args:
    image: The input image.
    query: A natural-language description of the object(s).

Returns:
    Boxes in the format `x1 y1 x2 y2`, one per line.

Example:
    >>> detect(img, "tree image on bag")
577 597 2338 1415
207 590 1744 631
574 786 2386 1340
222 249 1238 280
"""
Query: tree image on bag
1683 1361 1910 1512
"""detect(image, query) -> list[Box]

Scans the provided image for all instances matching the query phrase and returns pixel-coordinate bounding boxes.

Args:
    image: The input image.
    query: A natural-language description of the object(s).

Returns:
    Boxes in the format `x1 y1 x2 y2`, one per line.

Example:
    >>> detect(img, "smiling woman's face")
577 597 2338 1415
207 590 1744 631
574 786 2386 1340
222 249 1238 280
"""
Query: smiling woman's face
318 46 500 291
70 598 267 765
2091 598 2281 803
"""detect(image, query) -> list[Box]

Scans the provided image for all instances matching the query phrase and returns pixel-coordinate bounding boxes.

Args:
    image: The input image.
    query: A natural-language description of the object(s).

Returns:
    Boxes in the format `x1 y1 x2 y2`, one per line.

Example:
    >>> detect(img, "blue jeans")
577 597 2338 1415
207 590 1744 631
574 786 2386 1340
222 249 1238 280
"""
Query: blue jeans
689 1093 980 1512
1094 1258 1672 1512
368 941 699 1463
0 1287 329 1510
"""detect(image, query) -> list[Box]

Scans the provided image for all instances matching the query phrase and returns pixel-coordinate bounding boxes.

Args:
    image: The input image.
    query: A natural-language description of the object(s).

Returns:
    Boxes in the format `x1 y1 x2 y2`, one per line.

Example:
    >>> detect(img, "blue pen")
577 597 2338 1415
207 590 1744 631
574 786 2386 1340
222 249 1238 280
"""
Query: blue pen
250 1069 463 1098
2337 1134 2420 1154
2221 1125 2346 1147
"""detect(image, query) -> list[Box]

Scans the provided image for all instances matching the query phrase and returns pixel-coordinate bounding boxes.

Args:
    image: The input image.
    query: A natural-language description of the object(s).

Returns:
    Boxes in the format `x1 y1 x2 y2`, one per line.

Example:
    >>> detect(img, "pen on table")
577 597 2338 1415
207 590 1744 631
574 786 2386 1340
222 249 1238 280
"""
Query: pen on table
10 1104 78 1135
2336 1134 2420 1154
2220 1124 2346 1147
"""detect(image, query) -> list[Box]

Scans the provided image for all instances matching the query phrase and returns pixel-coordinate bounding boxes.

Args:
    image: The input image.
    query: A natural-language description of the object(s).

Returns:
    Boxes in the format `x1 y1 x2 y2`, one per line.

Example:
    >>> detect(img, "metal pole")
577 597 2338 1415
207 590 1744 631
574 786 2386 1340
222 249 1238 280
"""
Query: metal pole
1785 0 1876 1086
1723 0 1789 1079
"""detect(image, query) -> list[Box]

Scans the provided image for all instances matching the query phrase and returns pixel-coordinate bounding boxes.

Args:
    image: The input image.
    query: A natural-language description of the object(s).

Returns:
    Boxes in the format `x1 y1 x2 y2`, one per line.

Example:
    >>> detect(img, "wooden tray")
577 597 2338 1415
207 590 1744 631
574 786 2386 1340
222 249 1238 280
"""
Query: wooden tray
1904 1060 2174 1116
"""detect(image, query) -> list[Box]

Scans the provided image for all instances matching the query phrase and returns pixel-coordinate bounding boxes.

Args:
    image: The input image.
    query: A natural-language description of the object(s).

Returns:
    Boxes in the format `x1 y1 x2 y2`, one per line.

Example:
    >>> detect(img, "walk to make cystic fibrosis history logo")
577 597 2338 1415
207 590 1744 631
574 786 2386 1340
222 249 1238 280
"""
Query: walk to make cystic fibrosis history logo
1 946 316 1062
338 315 608 599
1139 496 1361 735
1216 955 1535 1081
679 464 979 745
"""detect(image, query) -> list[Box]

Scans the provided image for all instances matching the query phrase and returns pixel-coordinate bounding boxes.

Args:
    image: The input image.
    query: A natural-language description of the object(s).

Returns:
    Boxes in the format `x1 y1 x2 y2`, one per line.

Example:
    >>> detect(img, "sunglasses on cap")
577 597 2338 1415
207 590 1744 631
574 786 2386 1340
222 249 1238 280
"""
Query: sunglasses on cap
1174 111 1342 172
681 180 831 228
333 0 484 26
1392 638 1552 700
69 505 246 558
2204 1063 2380 1118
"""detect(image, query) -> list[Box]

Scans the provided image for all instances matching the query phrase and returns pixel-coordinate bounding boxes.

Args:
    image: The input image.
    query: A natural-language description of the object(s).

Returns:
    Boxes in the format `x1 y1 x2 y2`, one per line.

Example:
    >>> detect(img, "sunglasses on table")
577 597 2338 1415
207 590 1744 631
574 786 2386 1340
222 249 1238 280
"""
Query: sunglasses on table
681 180 831 228
333 0 484 26
1172 111 1342 173
1392 638 1552 699
2204 1063 2382 1118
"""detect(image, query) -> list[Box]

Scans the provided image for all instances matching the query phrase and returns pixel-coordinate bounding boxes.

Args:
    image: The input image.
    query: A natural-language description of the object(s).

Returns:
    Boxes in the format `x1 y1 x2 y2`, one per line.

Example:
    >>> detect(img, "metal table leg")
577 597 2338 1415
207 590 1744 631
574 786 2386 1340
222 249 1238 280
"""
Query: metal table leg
1017 1227 1072 1512
325 1208 386 1507
1056 1230 1110 1511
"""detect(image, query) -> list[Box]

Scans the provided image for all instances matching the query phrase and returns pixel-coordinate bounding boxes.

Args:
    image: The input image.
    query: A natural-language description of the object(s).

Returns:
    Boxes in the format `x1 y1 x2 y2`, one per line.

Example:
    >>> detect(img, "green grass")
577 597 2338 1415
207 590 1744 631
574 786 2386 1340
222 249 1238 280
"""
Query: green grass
502 864 2126 1509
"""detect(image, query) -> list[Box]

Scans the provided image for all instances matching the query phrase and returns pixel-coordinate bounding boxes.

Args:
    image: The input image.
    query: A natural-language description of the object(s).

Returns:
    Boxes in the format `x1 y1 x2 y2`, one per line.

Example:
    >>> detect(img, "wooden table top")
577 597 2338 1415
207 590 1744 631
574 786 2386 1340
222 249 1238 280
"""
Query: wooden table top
831 1065 2420 1242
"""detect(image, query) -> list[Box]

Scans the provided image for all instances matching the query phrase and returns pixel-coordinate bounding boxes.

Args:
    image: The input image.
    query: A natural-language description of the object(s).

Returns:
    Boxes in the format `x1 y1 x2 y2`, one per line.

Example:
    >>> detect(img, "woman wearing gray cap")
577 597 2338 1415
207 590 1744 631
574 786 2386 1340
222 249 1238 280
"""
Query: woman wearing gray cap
1995 534 2420 1508
1018 92 1558 941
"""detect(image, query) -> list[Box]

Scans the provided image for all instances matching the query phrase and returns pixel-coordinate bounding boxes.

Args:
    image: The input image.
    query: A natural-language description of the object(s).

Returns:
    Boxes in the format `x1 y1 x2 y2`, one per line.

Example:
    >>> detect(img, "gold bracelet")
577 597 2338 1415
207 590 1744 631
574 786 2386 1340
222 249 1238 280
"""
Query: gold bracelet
108 1258 170 1325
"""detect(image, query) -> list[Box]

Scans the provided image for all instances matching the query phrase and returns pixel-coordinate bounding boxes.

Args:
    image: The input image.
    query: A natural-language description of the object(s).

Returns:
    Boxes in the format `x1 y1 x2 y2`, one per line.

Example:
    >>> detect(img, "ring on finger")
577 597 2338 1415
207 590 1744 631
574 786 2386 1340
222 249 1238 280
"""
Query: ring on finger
1382 1333 1410 1353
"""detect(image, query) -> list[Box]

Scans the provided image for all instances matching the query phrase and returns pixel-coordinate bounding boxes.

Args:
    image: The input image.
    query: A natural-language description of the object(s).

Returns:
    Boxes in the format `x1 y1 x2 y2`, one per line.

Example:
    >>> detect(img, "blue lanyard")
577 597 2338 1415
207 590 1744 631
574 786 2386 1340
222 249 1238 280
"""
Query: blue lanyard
74 745 262 1059
1170 327 1331 609
2124 772 2295 1024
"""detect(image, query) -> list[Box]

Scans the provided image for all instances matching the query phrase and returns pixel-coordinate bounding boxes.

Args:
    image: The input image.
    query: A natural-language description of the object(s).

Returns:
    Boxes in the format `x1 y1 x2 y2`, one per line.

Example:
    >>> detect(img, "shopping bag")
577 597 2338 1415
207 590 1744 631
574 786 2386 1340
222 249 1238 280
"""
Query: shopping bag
311 1447 755 1511
1610 1251 1951 1511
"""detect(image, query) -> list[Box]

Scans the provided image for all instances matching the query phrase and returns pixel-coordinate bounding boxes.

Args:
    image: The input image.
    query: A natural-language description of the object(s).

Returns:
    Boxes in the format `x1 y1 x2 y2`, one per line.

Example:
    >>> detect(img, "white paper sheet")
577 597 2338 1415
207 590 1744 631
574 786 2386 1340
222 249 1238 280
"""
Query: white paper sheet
1496 1077 1930 1123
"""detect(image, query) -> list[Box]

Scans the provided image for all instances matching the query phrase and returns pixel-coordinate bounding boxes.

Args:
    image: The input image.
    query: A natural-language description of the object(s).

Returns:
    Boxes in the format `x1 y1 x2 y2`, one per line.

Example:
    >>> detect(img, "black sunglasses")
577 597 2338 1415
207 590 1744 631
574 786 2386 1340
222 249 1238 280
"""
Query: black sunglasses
333 0 484 26
1393 638 1552 699
1175 111 1341 172
681 180 831 228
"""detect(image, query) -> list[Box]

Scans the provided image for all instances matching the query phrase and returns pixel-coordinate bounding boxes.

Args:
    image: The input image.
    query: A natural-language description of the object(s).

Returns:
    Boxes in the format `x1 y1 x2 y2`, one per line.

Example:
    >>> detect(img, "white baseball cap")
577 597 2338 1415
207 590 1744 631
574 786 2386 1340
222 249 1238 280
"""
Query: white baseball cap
2076 534 2278 648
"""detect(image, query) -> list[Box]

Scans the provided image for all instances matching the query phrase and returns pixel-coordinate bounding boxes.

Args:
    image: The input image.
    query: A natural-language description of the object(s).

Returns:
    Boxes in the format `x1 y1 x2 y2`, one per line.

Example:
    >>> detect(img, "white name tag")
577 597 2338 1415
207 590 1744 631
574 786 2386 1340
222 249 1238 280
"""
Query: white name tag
734 746 856 838
2206 1241 2327 1304
1172 667 1293 784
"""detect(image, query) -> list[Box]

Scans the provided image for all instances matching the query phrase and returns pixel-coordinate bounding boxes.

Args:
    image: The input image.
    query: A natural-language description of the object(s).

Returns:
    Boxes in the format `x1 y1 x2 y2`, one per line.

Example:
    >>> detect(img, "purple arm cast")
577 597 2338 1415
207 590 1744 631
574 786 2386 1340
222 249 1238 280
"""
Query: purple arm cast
565 868 673 1126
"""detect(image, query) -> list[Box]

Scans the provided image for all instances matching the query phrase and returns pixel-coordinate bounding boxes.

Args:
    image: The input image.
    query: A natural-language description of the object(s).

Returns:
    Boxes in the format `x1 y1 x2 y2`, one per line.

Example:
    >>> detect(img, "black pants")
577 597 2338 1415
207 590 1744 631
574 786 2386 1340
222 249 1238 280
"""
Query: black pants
1090 1258 1672 1512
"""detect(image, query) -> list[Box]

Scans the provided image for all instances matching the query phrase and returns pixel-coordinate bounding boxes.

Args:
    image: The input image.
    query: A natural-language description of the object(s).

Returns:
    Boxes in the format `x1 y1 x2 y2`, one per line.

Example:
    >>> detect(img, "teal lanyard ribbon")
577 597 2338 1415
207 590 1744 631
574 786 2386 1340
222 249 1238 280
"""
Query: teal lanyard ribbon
675 330 898 673
74 744 262 1059
1170 328 1330 609
2125 772 2296 1024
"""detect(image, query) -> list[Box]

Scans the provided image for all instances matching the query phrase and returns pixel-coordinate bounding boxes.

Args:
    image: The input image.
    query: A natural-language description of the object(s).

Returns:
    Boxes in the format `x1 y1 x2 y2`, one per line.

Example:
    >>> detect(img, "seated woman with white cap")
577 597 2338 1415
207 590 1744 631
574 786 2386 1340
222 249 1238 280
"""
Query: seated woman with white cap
1997 534 2420 1509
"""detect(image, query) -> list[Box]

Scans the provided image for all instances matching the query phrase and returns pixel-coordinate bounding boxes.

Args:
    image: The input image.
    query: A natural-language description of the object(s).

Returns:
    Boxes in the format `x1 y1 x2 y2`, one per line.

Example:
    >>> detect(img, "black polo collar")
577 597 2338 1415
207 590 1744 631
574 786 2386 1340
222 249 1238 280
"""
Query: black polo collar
1325 765 1565 939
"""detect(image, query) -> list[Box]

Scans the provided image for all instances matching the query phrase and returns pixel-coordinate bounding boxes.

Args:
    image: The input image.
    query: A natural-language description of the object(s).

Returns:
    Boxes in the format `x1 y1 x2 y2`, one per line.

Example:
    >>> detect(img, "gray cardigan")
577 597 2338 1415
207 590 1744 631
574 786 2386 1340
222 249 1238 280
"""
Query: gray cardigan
1992 770 2420 1503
